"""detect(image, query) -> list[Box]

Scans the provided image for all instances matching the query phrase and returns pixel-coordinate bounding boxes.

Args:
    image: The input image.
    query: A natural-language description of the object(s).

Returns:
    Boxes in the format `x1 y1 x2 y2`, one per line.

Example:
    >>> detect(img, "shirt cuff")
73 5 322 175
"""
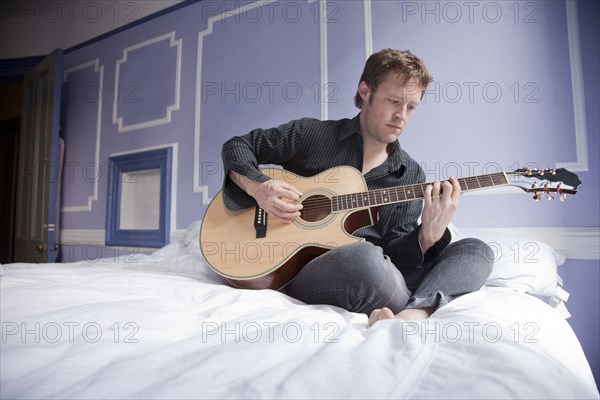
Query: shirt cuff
421 227 452 263
221 171 270 211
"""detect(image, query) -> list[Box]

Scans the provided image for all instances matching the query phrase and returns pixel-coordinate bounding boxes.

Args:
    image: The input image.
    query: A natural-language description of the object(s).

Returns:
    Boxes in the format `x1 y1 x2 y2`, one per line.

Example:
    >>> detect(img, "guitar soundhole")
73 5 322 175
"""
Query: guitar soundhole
300 195 332 223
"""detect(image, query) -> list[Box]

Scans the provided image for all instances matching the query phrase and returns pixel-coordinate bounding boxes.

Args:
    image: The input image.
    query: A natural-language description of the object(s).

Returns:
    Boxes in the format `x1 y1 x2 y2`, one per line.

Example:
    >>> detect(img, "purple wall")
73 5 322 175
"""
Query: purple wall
57 0 598 386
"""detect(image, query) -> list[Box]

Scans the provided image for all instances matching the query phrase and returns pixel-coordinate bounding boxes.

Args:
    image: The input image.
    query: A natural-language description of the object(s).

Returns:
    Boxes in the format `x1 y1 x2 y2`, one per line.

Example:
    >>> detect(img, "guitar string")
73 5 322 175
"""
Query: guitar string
281 172 569 217
298 174 508 215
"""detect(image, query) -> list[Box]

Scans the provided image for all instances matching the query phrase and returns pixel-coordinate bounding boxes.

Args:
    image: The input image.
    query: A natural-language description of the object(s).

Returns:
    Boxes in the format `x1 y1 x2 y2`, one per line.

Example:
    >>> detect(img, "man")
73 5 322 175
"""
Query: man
221 48 493 325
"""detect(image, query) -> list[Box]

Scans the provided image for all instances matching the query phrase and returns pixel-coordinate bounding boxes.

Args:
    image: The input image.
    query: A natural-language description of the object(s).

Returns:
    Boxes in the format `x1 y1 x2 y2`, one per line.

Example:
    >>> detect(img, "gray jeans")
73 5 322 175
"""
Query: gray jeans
284 238 493 315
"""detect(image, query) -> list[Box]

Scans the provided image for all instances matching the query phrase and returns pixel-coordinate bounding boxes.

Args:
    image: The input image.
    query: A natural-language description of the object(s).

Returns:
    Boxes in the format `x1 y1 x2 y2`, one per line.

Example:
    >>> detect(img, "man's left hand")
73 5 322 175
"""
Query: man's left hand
419 177 461 253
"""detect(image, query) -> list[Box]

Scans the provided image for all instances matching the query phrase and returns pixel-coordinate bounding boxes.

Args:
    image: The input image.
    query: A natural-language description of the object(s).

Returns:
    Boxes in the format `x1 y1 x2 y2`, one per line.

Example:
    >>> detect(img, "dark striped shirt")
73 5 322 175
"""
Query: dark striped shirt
221 114 451 280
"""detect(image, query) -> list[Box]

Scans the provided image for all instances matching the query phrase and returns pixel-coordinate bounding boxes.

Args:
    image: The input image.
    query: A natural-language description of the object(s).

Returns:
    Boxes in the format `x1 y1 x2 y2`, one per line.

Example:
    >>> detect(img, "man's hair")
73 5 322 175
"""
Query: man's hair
354 48 433 109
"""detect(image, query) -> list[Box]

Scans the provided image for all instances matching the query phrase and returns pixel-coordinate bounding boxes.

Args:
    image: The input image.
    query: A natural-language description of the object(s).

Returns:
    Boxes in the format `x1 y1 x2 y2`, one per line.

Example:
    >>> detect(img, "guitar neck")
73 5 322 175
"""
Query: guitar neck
331 172 509 212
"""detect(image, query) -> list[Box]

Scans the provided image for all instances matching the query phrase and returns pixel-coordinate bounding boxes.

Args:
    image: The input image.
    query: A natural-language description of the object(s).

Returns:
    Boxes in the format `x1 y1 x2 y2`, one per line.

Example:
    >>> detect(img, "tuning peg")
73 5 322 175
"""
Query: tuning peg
532 192 542 201
546 192 555 201
550 169 557 175
560 193 567 202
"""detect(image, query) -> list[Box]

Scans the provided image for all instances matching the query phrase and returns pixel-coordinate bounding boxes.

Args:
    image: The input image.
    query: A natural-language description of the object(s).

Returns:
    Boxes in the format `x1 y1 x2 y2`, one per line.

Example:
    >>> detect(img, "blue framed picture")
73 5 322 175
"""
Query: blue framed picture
106 147 172 248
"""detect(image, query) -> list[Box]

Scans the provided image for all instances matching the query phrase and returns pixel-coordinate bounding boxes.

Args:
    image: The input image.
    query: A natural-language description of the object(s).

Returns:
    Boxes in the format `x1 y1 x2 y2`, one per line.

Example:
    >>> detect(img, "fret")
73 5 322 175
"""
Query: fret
414 184 424 199
368 191 376 205
390 187 399 203
491 173 509 185
477 174 493 188
381 189 388 204
351 193 358 209
362 192 370 207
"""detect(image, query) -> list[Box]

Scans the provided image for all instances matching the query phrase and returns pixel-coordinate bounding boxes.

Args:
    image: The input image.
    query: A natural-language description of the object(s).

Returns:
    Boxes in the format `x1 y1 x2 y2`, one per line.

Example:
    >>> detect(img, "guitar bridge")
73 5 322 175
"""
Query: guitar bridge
254 206 268 238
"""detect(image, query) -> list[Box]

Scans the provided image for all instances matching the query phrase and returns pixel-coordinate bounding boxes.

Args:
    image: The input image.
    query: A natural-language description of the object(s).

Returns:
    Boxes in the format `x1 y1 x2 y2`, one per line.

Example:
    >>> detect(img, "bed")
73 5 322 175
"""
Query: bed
1 221 598 399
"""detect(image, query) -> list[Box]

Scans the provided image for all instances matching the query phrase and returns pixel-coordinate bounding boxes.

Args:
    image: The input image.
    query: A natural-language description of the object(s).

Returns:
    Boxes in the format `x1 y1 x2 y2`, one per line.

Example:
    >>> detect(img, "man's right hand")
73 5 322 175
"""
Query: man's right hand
229 171 303 223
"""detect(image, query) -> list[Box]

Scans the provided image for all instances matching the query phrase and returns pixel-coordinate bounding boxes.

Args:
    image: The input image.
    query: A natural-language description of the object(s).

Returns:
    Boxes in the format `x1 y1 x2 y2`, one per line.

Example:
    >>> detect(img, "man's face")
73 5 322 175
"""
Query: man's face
359 72 423 145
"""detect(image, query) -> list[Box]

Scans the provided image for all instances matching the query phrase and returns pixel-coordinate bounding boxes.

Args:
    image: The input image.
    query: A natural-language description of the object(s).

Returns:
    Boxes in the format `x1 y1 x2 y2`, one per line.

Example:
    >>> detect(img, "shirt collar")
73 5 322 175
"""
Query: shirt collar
339 114 361 141
340 113 407 173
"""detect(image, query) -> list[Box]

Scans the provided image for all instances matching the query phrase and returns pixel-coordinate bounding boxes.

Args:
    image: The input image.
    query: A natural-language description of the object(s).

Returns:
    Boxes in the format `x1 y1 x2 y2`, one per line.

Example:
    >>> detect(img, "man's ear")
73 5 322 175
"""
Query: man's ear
358 81 371 104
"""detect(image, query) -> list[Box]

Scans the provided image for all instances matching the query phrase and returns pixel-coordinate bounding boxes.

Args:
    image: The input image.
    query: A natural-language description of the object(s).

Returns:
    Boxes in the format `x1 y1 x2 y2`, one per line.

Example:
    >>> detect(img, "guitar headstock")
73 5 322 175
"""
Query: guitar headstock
506 168 581 202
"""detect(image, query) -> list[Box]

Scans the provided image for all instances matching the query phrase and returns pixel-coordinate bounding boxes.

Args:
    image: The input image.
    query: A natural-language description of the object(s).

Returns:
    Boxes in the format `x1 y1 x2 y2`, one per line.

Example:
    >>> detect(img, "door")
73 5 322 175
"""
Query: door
13 50 63 263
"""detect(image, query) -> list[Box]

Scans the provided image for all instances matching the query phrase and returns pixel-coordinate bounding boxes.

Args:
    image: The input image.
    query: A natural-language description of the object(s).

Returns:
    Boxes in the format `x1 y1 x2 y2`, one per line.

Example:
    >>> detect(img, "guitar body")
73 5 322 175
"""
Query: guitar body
200 166 373 290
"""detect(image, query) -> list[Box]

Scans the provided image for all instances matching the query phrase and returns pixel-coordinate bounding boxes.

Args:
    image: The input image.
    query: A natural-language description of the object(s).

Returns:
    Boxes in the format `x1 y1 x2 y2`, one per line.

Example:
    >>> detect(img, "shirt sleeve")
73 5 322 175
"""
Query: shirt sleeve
377 203 452 275
356 162 451 277
221 118 307 210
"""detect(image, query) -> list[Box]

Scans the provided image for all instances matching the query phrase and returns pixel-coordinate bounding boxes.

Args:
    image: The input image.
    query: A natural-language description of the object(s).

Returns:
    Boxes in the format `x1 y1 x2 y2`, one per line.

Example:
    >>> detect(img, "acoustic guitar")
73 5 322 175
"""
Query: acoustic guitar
199 166 580 290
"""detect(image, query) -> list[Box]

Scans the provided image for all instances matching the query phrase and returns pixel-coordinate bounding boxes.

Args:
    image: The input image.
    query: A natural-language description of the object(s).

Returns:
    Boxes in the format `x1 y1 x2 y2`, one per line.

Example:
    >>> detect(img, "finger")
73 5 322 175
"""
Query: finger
449 177 462 200
267 208 298 224
273 198 302 213
423 184 433 207
432 180 442 198
269 181 302 205
280 188 303 205
441 180 453 201
280 182 303 198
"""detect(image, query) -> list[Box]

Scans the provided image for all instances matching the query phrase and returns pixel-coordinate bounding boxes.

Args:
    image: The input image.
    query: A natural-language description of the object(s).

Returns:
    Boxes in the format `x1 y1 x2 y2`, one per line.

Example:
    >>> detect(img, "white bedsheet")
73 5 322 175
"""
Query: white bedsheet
1 229 598 399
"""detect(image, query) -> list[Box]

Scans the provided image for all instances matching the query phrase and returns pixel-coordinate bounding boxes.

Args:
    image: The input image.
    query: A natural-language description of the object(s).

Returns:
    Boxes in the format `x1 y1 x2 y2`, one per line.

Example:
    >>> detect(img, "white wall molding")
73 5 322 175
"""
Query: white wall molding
194 0 327 205
61 59 103 212
557 0 589 172
60 228 186 248
474 227 599 260
61 229 105 244
194 0 278 205
113 31 182 133
363 0 372 60
317 0 329 121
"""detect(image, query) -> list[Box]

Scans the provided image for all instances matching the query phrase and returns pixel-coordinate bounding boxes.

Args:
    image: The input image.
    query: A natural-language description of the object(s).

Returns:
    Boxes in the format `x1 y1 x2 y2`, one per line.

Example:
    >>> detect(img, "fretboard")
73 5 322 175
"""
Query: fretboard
331 172 509 212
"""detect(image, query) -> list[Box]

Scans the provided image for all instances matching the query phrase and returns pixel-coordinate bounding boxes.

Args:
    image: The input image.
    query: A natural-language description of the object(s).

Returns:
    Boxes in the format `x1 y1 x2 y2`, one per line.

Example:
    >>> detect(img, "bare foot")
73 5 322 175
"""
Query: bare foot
395 307 434 321
368 307 434 327
368 307 396 327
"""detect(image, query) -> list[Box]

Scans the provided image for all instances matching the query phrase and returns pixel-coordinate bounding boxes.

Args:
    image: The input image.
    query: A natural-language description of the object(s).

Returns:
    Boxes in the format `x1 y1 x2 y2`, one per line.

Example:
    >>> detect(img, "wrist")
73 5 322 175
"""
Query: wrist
418 229 434 254
229 171 261 197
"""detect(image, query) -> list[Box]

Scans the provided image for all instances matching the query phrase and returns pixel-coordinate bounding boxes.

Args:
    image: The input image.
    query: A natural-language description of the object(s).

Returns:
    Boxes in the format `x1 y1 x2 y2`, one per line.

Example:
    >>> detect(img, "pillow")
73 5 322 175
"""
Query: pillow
183 220 202 249
454 226 565 297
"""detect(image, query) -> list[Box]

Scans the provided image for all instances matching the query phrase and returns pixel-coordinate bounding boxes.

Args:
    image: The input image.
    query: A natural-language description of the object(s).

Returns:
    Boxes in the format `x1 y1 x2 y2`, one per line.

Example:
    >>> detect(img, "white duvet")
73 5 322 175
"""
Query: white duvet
1 223 598 399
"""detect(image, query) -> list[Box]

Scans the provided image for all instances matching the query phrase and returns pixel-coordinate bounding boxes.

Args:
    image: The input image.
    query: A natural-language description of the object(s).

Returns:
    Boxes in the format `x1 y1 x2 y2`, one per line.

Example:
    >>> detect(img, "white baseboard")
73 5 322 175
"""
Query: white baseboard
60 229 104 244
472 227 599 260
60 229 187 249
59 227 599 260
